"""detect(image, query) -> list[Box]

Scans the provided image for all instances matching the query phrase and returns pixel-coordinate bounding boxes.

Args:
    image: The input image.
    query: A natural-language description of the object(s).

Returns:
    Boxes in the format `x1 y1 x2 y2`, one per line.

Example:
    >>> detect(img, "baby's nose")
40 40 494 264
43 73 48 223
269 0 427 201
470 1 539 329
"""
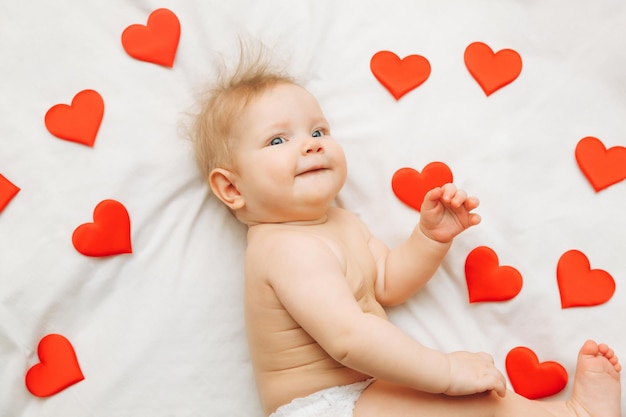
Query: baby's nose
303 139 324 154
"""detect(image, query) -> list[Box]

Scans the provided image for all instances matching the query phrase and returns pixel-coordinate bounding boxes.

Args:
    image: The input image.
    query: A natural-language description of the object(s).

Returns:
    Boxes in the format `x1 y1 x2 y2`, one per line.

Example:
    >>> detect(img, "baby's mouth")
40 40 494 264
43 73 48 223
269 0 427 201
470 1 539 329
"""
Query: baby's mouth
297 166 328 176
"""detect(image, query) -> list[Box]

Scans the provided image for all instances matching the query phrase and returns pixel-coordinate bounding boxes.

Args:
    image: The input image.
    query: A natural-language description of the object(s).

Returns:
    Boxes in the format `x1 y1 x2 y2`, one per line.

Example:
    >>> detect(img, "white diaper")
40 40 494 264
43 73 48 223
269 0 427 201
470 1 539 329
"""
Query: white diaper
270 378 375 417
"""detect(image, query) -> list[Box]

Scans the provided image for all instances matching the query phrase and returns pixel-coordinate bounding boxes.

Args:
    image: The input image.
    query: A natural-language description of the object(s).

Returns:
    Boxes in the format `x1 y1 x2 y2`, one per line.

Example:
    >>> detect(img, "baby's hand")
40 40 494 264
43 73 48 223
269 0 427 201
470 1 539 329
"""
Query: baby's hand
444 351 507 397
419 183 480 243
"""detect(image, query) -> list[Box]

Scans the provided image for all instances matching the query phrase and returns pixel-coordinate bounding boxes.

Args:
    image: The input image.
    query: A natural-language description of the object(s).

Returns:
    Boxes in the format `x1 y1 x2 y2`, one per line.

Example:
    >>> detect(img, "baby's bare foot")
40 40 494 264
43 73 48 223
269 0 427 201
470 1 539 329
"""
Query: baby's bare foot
566 340 622 417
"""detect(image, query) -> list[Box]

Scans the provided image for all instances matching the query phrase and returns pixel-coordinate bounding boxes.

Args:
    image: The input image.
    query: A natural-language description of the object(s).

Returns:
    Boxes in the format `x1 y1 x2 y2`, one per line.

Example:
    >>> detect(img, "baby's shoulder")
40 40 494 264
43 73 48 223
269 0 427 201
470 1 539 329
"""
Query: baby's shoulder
245 225 345 281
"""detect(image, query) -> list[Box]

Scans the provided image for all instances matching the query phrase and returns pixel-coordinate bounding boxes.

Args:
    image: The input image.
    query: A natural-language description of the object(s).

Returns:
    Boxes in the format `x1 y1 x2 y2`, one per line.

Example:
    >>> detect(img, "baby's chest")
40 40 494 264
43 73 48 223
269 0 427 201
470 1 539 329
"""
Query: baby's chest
338 234 378 297
342 244 385 316
321 209 380 298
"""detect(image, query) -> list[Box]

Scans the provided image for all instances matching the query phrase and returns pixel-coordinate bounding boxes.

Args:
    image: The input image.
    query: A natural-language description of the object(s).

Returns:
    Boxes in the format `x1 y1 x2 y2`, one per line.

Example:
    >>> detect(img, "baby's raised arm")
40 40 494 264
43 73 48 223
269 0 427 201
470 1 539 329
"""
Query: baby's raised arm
372 183 480 306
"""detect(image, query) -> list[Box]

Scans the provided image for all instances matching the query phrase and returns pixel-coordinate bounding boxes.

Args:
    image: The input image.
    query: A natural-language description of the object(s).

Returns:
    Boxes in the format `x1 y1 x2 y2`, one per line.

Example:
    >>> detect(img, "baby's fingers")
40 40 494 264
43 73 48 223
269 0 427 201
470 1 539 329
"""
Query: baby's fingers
494 377 507 398
483 369 507 397
449 191 468 209
441 185 479 210
439 183 460 204
421 187 444 212
424 185 444 200
463 196 480 211
468 213 482 226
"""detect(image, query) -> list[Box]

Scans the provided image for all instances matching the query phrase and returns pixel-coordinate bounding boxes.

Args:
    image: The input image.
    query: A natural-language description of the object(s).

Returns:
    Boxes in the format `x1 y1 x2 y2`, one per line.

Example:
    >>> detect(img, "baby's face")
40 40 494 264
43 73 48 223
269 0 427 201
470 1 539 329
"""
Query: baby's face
228 83 347 224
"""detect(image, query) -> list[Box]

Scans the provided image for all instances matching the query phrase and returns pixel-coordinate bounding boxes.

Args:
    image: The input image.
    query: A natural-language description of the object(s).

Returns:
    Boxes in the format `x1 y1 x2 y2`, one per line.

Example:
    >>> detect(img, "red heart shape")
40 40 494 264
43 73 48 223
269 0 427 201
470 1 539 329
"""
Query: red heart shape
0 173 20 213
506 346 568 399
72 199 133 257
25 334 84 397
121 8 180 67
464 42 522 96
391 162 453 212
464 246 523 303
44 89 104 147
557 249 615 308
575 136 626 192
370 50 431 100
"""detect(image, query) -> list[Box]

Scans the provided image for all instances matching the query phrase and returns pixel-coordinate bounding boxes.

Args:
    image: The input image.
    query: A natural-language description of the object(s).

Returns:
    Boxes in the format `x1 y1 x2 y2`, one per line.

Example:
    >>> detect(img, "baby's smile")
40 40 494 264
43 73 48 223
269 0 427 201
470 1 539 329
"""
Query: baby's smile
296 165 328 176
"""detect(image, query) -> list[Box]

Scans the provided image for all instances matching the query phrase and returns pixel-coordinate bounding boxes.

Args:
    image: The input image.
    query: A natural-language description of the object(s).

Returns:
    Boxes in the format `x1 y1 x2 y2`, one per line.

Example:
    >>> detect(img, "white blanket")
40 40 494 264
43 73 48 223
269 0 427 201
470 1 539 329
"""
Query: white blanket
1 1 625 415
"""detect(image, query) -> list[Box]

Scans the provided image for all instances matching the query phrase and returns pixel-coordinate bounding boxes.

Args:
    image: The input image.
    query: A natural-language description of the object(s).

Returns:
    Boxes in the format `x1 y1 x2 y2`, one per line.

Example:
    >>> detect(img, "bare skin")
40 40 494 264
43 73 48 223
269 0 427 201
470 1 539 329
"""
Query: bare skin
207 82 622 417
245 202 502 413
354 340 622 417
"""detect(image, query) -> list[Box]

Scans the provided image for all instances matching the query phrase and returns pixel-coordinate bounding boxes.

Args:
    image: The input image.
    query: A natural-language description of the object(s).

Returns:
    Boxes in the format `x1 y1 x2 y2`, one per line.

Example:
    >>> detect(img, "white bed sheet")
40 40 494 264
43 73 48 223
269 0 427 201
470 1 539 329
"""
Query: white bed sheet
1 1 625 416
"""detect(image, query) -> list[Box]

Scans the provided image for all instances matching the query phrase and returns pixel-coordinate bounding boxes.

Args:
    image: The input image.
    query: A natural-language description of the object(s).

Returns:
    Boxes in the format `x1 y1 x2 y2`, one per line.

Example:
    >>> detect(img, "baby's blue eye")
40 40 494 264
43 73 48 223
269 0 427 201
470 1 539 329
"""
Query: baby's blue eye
269 137 285 146
312 130 324 138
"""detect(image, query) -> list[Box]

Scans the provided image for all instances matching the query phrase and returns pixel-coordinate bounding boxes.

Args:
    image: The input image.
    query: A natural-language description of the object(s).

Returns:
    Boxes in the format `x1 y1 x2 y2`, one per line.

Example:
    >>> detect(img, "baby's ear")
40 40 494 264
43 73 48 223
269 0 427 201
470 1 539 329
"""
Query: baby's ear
209 168 245 210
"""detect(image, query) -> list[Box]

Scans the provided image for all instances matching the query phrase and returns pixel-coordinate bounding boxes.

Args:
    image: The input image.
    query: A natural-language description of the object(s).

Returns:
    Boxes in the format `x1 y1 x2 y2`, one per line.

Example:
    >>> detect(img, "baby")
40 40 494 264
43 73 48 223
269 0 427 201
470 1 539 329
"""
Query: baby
190 51 622 417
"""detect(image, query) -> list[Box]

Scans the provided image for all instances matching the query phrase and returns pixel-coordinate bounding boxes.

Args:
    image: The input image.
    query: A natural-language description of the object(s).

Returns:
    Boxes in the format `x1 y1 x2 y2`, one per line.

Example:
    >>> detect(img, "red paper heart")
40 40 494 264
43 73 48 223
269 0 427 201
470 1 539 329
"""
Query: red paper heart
25 334 84 397
44 89 104 147
506 346 568 399
464 246 523 303
464 42 522 96
0 173 20 213
557 249 615 308
121 8 180 67
391 162 453 211
575 136 626 192
370 50 431 100
72 199 133 257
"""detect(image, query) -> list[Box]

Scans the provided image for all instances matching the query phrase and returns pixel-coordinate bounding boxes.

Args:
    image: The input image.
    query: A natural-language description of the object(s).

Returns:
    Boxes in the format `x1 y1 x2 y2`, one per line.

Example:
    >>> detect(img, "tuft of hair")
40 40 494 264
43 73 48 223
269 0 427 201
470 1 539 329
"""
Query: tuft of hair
188 43 296 189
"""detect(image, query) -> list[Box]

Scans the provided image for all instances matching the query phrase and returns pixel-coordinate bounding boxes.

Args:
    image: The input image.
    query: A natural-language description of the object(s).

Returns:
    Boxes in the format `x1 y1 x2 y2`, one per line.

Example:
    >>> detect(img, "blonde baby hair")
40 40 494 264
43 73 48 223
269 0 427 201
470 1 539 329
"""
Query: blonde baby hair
189 42 296 189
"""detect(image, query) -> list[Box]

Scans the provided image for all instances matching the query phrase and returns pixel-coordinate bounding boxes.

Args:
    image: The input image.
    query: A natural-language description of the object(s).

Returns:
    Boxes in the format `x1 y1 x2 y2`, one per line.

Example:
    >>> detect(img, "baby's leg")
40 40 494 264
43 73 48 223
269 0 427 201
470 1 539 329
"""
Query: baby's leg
354 340 621 417
354 381 563 417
